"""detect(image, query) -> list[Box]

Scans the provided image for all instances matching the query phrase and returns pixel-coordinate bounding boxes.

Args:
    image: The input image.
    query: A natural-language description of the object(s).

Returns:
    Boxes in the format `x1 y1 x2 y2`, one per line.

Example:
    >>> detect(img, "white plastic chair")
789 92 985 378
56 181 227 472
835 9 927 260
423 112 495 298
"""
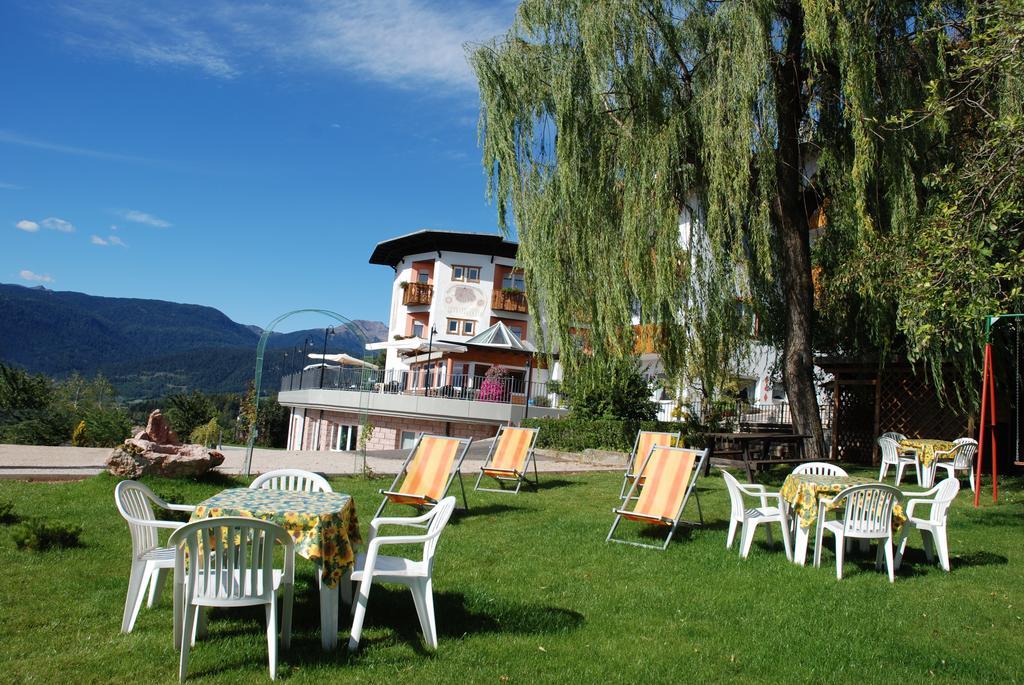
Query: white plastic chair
814 483 902 582
880 431 907 441
896 477 960 571
170 517 295 682
933 438 977 493
250 469 332 493
791 462 848 477
878 436 920 485
348 496 457 652
114 480 196 633
720 469 792 560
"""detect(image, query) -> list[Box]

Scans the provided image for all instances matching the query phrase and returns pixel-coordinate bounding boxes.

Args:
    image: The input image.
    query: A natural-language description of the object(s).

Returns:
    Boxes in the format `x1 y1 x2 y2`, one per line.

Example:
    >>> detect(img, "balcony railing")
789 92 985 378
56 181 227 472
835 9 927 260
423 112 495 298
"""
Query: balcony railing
402 282 433 306
280 367 564 409
491 288 528 313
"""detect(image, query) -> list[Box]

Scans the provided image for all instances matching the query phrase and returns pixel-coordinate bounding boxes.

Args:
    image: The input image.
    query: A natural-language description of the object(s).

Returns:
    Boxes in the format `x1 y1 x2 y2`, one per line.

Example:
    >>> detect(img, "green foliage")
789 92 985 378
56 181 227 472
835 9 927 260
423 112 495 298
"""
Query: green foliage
560 356 657 421
0 364 71 445
165 390 217 439
237 383 289 448
0 499 16 524
12 519 83 551
189 418 221 447
521 416 699 452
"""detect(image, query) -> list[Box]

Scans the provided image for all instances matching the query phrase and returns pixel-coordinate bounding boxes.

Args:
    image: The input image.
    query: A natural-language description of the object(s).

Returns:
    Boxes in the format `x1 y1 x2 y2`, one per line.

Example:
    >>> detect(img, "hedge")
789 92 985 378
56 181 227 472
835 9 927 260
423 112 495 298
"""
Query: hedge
521 416 709 452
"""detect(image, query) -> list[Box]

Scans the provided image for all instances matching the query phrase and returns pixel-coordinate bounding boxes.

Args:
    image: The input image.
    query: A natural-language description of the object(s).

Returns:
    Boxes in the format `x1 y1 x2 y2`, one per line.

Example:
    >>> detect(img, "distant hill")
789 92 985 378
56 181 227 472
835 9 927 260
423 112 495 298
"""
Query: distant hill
0 283 386 400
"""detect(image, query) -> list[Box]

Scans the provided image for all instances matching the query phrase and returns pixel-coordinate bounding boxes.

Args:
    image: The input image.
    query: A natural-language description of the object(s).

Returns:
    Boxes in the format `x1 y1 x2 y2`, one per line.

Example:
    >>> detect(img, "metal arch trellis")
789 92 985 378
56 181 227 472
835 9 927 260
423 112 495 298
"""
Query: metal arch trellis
242 308 371 478
975 313 1024 507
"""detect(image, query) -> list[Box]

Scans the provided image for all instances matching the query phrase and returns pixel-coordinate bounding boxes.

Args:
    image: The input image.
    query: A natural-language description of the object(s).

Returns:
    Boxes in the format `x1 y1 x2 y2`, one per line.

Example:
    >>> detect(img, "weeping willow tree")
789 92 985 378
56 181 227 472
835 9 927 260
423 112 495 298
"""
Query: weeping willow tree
472 1 961 458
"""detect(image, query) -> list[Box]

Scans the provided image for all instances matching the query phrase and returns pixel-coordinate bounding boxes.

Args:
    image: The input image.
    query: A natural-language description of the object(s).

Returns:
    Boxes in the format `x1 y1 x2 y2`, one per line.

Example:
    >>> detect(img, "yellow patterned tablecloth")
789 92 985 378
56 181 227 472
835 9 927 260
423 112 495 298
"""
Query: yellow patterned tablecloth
191 488 361 588
780 473 905 530
899 439 955 468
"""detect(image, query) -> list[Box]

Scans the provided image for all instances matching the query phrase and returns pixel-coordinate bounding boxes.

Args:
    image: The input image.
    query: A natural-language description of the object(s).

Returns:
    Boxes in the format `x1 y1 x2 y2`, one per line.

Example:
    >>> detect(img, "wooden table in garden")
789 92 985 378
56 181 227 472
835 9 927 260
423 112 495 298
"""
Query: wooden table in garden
705 432 811 482
190 488 362 650
780 473 894 565
899 438 955 487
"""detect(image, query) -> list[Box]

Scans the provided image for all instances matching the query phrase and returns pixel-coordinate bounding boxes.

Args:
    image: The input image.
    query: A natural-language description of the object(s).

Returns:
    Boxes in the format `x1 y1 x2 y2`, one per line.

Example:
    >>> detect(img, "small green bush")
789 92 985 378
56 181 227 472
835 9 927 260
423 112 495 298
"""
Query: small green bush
0 499 17 524
521 416 709 452
189 418 220 447
12 519 84 551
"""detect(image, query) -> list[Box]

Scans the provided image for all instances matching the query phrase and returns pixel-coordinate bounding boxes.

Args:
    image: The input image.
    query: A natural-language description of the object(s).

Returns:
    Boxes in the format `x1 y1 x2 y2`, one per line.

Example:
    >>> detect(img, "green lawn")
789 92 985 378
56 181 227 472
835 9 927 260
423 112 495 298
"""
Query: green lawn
1 468 1021 684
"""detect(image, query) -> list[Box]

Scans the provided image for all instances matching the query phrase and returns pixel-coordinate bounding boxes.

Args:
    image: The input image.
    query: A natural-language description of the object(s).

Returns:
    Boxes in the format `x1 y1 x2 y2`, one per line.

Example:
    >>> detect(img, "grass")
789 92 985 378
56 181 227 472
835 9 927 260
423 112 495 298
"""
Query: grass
0 467 1022 684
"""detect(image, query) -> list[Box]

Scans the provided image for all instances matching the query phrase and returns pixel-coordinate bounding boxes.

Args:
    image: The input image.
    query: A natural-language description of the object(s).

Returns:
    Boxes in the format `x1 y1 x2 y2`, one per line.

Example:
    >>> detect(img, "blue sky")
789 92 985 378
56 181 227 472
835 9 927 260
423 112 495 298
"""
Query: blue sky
0 0 518 330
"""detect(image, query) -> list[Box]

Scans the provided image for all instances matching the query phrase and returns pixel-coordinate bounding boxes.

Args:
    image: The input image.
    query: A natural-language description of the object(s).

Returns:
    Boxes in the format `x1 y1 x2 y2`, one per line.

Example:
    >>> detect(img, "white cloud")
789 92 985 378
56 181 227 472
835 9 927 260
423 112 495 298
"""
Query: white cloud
91 235 108 245
93 234 127 247
19 270 54 283
0 181 24 190
40 217 76 232
57 1 515 92
16 220 39 232
0 129 154 164
118 209 171 227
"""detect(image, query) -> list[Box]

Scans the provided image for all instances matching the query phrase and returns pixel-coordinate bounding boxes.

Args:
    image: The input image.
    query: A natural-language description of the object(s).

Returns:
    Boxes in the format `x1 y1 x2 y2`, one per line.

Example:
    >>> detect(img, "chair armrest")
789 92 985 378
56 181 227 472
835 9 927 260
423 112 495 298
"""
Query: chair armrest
163 503 197 513
735 483 768 495
122 514 186 530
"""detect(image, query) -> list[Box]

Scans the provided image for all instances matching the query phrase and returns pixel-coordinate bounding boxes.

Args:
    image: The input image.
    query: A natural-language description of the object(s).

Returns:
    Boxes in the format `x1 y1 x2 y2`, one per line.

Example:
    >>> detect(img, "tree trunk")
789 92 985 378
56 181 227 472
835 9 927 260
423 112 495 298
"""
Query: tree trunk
773 3 827 460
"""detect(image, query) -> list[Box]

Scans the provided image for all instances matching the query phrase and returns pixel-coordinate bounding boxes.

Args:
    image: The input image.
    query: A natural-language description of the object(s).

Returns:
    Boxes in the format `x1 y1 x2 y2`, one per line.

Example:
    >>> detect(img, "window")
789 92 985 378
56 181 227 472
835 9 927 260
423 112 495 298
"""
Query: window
502 272 526 291
452 265 480 282
509 324 524 340
401 431 418 450
447 318 475 336
417 270 430 284
333 424 358 451
412 320 425 338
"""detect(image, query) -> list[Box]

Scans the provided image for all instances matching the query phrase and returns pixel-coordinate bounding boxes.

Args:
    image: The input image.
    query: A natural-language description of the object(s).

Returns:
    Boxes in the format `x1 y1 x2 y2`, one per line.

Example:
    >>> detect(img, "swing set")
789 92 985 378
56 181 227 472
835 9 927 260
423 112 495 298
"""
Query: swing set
975 313 1024 507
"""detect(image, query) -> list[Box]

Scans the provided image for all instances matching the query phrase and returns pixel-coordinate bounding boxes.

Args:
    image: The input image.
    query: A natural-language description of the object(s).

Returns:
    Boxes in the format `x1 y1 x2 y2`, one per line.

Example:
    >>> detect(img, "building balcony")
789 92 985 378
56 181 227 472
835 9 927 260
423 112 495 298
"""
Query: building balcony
402 282 433 306
491 288 528 314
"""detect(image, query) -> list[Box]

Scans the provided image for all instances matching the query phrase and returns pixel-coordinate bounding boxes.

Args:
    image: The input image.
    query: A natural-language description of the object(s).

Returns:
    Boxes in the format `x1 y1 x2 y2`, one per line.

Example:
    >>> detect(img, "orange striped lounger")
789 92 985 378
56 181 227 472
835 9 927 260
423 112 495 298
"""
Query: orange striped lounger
474 426 540 494
620 430 682 500
375 434 472 518
607 446 708 550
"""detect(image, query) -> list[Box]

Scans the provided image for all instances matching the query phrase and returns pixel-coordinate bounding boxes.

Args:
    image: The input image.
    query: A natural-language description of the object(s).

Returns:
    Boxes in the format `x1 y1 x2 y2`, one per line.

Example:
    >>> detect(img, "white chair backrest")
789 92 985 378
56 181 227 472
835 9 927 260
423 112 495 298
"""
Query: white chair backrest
719 469 747 521
951 438 977 470
923 478 961 524
792 462 848 477
170 517 293 604
878 437 901 465
835 484 901 537
881 432 906 442
250 469 332 493
421 497 457 572
115 480 162 557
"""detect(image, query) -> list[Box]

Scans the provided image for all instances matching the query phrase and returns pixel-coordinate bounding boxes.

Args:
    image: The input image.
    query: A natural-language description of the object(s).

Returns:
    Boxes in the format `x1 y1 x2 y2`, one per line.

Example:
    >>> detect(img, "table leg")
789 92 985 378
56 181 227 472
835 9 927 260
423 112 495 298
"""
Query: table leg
742 442 755 483
317 565 339 650
793 523 810 566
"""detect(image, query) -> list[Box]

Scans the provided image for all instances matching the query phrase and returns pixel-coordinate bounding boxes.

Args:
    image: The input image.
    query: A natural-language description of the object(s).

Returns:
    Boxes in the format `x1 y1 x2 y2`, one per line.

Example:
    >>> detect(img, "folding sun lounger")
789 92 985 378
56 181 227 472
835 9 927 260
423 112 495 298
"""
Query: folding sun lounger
607 445 708 550
474 425 541 494
620 430 682 499
375 434 473 518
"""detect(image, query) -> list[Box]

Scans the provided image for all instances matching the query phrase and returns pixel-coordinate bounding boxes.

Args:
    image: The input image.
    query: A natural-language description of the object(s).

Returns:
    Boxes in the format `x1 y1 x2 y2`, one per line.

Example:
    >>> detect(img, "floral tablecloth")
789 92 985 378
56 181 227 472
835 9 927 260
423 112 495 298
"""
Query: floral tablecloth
899 439 955 468
190 488 361 588
780 473 904 530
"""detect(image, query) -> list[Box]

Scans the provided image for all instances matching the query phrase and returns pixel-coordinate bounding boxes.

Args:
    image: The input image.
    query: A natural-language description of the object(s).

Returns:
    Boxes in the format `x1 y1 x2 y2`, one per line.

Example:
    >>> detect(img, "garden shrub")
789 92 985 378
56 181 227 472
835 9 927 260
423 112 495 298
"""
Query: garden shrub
189 418 220 447
521 416 710 452
560 356 657 421
0 499 17 524
12 519 84 551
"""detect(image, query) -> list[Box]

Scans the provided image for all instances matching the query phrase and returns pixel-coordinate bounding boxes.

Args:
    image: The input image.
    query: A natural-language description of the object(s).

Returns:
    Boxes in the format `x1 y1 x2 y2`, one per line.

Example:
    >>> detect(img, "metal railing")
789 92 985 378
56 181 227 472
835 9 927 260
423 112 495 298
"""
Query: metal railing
281 368 564 408
657 398 834 430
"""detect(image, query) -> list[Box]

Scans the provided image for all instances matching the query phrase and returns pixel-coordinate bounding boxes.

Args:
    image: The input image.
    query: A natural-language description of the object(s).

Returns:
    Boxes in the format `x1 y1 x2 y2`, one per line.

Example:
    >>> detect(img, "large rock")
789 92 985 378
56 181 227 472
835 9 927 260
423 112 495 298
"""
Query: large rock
107 438 224 478
134 409 181 445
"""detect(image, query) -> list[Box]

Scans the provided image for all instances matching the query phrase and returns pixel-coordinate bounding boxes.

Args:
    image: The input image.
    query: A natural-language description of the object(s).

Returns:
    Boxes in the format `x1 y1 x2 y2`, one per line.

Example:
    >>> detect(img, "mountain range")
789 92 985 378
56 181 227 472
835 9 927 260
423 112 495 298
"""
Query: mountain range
0 283 387 400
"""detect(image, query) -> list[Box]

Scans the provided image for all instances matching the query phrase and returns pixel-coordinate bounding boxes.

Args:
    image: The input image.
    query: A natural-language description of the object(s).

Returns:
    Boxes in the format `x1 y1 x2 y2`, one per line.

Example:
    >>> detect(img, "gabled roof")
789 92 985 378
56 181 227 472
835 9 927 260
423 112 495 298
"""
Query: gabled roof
369 229 518 267
463 321 537 353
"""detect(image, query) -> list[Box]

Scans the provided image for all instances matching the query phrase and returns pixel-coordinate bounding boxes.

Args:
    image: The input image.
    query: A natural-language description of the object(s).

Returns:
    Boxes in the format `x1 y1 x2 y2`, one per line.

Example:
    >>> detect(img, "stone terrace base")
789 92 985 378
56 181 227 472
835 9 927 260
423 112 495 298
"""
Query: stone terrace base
296 409 499 452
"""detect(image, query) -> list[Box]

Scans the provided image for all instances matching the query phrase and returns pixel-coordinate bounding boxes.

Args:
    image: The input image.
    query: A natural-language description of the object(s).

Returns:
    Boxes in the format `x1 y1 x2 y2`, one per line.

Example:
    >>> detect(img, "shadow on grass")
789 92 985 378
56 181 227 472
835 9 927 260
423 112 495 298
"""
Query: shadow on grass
453 503 526 522
533 478 578 492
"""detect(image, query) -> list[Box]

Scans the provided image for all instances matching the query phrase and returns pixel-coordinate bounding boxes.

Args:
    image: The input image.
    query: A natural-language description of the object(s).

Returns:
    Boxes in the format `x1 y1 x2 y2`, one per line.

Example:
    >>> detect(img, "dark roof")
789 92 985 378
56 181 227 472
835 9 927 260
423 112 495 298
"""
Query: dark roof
369 229 518 267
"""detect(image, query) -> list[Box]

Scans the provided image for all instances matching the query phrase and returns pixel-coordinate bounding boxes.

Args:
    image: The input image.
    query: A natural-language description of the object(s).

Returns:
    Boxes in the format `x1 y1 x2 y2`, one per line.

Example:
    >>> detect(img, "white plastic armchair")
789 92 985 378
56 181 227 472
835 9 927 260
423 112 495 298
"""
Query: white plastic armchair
170 517 295 682
348 496 457 653
114 480 197 633
878 436 920 485
250 469 332 493
896 477 960 571
933 438 977 493
792 462 848 477
719 469 792 561
814 483 902 582
881 432 907 441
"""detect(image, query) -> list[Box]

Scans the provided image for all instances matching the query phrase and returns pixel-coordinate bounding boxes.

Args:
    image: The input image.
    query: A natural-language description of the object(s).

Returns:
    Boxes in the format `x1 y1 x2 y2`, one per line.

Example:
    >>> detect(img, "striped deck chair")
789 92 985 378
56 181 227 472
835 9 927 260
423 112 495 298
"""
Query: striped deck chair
607 446 708 550
474 425 541 494
620 430 682 499
375 434 472 518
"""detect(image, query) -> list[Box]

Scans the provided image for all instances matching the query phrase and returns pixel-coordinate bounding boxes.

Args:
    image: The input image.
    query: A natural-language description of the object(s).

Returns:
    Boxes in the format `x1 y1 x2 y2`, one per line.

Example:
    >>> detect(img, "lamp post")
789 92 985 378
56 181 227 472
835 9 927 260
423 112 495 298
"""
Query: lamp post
319 326 335 389
426 324 437 395
298 336 314 388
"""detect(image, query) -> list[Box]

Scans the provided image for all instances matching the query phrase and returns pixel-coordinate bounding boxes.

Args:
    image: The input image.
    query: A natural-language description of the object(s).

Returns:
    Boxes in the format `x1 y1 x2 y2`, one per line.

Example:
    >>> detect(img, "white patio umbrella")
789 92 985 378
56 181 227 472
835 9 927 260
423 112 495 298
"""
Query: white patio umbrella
307 352 379 369
364 338 468 354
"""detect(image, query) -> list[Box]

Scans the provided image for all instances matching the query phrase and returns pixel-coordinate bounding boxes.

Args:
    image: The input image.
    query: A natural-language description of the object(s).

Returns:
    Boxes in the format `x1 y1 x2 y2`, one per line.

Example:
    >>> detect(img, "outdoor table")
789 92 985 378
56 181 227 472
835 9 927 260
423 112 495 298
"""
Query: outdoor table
899 438 955 487
705 432 810 482
190 488 361 650
780 473 905 565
